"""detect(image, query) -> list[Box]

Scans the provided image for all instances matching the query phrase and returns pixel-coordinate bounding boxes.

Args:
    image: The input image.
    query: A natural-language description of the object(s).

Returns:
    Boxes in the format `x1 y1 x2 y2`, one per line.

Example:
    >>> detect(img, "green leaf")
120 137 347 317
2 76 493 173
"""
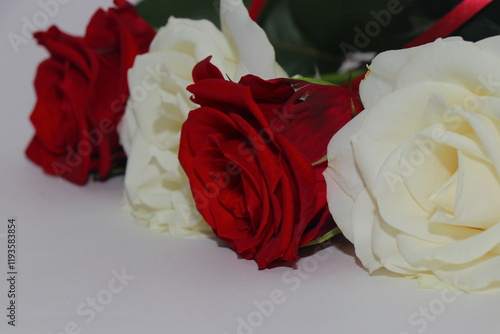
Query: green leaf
293 77 335 86
320 69 366 86
135 0 252 29
259 1 318 76
257 0 424 76
259 0 343 76
304 227 342 247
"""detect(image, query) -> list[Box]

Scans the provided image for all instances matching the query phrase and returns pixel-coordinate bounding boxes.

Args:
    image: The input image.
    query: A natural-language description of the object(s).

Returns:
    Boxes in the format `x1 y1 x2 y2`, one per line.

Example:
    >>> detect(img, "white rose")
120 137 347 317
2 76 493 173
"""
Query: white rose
324 36 500 293
119 0 287 237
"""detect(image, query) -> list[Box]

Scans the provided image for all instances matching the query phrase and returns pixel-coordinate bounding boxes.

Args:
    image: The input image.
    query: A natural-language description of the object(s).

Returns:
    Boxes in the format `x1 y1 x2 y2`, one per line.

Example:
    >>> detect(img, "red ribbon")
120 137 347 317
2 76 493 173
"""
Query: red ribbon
347 0 493 91
405 0 494 48
248 0 267 21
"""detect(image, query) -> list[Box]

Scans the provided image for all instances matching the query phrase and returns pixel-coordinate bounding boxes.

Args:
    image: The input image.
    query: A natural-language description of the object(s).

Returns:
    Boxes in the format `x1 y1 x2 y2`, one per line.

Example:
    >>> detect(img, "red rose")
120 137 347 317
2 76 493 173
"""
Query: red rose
26 0 155 185
179 58 363 268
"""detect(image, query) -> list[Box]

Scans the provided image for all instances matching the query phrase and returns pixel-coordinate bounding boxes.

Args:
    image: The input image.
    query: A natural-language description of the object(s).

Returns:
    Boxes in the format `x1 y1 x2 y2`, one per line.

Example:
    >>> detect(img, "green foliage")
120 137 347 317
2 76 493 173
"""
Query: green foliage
136 0 500 78
135 0 252 28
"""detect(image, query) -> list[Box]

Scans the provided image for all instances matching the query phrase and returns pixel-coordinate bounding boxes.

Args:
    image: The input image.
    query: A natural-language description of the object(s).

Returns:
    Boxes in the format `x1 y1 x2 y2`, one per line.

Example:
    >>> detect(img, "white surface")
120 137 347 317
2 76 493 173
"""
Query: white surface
1 1 499 334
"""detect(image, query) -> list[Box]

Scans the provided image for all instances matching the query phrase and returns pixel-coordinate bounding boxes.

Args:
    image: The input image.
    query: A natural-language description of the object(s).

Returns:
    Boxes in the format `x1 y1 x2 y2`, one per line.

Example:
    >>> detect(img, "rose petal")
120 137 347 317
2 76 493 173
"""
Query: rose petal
324 110 367 242
359 37 463 108
220 0 287 80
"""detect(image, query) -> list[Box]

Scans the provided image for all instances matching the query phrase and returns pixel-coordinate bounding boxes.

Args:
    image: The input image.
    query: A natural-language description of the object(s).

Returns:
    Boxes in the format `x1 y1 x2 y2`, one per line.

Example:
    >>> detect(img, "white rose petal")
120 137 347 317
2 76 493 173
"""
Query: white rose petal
323 110 367 242
325 36 500 293
119 0 286 237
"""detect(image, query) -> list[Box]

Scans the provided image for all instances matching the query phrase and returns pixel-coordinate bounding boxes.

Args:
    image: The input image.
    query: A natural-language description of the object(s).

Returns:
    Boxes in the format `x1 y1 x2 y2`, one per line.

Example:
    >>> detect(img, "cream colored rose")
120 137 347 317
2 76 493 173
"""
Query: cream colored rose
119 0 287 236
324 36 500 293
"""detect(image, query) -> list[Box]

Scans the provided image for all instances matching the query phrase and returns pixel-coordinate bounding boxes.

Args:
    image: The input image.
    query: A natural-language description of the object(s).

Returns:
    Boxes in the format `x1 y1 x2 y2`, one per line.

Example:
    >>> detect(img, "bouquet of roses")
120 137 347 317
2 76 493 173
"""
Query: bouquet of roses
25 0 500 293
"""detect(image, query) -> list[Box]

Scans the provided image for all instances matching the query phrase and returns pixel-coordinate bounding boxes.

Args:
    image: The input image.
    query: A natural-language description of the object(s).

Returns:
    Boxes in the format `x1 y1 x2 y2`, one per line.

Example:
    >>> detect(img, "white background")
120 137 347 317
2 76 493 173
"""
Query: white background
1 1 499 333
